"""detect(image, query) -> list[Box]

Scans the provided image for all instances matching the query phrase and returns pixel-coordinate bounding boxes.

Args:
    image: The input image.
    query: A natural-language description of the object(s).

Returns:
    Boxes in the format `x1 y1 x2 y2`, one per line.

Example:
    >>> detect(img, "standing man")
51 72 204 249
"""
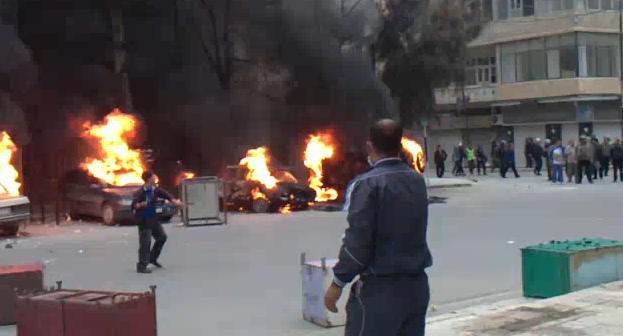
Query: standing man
543 139 552 181
550 140 564 184
490 141 500 173
600 136 611 178
565 139 576 183
476 144 487 176
434 145 447 178
532 138 544 176
325 119 432 336
591 136 602 180
132 170 186 274
465 144 476 176
611 138 623 182
576 135 594 184
525 138 534 169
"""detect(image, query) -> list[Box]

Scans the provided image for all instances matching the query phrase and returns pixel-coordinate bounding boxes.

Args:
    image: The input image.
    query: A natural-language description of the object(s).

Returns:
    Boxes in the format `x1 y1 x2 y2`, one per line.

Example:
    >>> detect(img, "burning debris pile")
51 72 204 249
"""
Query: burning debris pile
0 131 21 196
80 109 145 186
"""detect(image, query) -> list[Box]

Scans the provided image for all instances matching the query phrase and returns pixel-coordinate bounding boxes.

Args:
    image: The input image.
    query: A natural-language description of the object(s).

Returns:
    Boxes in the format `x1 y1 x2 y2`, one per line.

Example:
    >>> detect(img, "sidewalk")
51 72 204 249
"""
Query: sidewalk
426 280 623 335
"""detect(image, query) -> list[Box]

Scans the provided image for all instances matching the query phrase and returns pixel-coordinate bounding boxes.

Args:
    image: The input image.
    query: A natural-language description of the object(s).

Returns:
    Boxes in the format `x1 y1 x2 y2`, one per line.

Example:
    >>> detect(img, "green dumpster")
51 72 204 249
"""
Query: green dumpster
522 238 623 298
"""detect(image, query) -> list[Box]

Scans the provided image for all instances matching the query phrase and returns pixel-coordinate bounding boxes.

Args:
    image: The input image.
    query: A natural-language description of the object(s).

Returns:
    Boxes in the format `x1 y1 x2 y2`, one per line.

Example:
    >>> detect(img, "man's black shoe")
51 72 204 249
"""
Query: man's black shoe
150 261 163 268
137 268 152 274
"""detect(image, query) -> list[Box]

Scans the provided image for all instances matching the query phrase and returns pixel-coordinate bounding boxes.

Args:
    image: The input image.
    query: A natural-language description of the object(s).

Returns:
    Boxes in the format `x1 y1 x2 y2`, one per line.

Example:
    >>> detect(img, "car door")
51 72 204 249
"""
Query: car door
83 175 107 216
63 170 90 215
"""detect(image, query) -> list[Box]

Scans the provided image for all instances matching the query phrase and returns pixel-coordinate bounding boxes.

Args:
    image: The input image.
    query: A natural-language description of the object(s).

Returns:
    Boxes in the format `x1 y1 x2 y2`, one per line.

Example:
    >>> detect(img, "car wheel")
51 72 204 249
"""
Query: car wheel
67 201 80 220
252 198 269 213
1 222 19 236
102 203 115 226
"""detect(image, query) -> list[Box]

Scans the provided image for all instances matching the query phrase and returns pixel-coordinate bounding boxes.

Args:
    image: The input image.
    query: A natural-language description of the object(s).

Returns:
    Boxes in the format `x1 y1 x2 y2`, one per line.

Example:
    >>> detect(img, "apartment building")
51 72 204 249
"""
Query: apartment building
429 0 623 167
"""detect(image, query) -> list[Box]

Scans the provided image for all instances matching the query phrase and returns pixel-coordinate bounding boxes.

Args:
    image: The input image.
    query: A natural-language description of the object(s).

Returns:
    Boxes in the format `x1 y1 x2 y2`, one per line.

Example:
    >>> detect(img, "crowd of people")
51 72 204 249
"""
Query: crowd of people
433 134 622 184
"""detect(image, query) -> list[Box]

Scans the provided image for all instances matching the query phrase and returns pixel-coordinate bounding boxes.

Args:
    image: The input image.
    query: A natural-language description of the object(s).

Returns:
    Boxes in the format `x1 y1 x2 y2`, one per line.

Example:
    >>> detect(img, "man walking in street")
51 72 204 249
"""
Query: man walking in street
324 119 431 336
490 141 500 173
565 139 576 183
476 144 487 176
434 145 447 178
452 145 465 177
501 142 520 178
525 138 534 168
576 135 594 184
132 170 186 274
600 136 611 178
550 140 564 184
611 138 623 182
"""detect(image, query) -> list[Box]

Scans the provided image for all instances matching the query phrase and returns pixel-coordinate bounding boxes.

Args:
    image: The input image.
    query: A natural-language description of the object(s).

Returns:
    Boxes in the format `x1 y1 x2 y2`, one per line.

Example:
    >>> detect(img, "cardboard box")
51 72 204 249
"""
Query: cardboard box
301 253 354 327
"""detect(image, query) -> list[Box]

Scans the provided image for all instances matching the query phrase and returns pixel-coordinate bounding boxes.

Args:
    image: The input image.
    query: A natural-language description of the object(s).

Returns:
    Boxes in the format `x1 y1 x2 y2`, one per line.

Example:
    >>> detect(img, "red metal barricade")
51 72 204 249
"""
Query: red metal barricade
0 262 44 325
16 283 157 336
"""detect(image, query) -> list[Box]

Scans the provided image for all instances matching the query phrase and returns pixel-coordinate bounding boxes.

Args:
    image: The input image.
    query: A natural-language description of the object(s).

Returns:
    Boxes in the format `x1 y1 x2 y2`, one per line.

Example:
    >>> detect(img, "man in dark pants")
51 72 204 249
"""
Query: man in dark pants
434 145 447 178
532 138 544 176
132 170 186 274
611 138 623 182
576 135 594 184
324 119 432 336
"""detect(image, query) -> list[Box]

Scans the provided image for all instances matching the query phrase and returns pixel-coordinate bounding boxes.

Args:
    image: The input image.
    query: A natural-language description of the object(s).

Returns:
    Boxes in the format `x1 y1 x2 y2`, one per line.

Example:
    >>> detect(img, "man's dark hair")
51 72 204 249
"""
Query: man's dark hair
142 170 155 182
369 119 403 155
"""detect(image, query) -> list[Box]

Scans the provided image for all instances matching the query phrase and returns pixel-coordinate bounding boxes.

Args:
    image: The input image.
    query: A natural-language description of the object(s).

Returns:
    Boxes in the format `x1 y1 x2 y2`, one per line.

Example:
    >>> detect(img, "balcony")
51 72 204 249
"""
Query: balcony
497 78 621 101
434 85 498 106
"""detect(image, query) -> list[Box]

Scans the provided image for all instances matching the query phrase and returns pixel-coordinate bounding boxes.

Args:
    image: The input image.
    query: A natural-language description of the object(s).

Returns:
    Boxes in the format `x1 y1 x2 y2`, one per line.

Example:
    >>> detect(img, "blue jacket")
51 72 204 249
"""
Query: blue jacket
333 158 432 287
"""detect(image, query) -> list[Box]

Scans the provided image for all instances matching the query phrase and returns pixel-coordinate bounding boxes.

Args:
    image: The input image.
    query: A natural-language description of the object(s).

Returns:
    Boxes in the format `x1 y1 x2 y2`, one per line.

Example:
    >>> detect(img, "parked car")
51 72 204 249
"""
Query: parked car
0 186 30 236
58 168 177 225
222 165 316 213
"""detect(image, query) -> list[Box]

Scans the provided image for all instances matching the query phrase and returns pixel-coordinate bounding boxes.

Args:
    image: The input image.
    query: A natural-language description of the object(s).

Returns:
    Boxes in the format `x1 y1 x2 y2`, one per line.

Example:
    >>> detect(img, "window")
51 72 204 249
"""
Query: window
550 0 562 10
563 0 574 9
501 52 516 82
560 47 578 78
601 0 613 10
579 32 618 78
523 0 535 15
547 49 561 78
498 0 509 19
464 55 496 85
588 0 599 9
583 0 618 10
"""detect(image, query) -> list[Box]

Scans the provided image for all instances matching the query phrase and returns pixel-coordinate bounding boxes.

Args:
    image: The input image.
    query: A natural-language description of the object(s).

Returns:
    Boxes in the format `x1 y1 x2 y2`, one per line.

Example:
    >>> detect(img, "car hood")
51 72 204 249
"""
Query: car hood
101 187 136 197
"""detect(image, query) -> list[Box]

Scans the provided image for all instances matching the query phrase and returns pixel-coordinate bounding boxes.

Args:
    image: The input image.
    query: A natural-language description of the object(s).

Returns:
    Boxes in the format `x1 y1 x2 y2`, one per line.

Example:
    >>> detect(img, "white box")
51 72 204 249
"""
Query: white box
301 253 355 327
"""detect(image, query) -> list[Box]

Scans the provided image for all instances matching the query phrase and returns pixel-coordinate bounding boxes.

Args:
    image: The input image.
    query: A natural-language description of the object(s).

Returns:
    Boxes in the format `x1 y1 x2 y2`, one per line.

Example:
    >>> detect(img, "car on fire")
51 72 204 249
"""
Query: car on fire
222 165 316 213
0 185 30 236
58 168 178 225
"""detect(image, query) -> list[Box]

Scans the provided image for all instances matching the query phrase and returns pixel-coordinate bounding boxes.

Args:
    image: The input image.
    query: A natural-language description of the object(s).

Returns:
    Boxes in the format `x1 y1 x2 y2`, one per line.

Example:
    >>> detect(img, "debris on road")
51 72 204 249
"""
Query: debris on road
427 196 448 204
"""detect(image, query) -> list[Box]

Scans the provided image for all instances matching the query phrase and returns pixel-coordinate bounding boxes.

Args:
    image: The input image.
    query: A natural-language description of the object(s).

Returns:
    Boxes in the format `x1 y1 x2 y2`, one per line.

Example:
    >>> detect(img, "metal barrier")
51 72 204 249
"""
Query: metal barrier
179 176 227 226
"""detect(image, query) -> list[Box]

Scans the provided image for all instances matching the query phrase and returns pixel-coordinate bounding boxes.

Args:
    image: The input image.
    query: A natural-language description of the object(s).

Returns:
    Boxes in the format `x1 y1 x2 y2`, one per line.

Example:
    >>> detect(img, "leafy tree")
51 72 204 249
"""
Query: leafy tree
374 0 483 128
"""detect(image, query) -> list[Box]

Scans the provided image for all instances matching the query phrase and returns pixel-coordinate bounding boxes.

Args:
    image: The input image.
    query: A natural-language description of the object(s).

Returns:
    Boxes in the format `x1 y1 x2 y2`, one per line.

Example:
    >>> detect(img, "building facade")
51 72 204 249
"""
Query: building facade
430 0 623 167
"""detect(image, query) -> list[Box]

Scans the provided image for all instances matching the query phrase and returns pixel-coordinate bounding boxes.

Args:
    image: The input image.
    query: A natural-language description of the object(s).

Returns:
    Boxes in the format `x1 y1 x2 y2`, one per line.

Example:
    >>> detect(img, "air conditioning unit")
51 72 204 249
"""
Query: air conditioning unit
491 114 504 126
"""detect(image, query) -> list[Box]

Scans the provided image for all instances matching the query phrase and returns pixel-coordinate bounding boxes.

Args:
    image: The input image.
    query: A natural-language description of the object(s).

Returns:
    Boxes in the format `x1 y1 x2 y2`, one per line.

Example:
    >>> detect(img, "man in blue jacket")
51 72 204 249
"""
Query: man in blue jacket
132 170 186 274
324 119 432 336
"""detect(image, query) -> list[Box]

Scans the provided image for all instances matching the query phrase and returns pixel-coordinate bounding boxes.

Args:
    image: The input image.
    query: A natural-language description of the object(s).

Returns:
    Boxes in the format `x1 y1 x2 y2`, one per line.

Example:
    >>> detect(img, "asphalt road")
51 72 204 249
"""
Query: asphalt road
1 174 623 335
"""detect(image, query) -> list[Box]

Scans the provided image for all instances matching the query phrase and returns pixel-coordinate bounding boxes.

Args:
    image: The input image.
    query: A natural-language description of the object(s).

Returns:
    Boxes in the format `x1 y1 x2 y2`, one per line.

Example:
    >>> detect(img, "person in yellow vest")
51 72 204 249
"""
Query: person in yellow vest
465 144 476 175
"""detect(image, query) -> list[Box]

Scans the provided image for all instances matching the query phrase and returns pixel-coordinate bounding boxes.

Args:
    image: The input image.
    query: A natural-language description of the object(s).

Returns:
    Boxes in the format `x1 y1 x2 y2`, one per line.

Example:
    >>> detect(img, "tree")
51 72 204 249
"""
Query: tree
373 0 483 128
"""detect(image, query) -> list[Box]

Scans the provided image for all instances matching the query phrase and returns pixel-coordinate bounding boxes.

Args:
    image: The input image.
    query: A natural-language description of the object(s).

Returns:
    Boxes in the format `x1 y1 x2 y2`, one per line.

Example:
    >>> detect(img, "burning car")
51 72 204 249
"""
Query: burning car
222 165 316 213
59 168 177 225
0 132 30 236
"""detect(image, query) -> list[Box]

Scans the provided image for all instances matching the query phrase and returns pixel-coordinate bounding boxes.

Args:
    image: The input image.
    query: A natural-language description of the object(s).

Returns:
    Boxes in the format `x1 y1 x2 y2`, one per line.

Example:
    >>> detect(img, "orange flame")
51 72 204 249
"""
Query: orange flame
239 147 278 189
175 171 195 186
279 204 291 214
401 138 425 173
0 132 20 196
81 109 145 186
304 134 338 202
251 187 267 200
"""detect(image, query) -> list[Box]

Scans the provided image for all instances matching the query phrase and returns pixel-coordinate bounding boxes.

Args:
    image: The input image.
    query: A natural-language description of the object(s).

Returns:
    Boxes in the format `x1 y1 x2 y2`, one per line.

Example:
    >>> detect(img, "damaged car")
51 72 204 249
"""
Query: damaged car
222 165 316 213
58 168 177 225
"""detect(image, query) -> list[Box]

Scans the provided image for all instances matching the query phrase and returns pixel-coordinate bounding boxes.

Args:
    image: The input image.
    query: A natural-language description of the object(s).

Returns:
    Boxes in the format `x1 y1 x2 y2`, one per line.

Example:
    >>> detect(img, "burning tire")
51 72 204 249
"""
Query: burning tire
102 203 115 226
252 198 269 214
